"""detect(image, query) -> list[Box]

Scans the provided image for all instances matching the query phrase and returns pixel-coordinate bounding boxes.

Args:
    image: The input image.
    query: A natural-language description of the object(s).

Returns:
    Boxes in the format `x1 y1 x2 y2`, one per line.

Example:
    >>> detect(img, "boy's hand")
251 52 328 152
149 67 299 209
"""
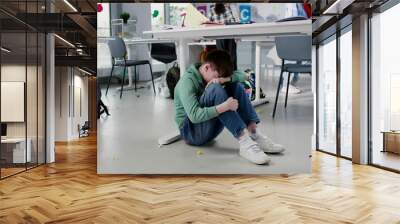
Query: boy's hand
216 97 238 113
225 97 239 111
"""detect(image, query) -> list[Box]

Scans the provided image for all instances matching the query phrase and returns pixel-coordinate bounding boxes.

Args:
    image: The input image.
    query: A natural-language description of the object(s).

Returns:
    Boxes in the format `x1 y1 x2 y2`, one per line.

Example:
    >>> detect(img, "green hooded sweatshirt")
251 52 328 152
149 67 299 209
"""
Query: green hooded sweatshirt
174 63 246 129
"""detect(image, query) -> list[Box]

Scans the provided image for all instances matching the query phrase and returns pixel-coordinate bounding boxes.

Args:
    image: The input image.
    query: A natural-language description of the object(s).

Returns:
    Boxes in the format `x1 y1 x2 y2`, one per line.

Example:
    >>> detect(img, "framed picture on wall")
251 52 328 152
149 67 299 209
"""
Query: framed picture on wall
1 81 25 122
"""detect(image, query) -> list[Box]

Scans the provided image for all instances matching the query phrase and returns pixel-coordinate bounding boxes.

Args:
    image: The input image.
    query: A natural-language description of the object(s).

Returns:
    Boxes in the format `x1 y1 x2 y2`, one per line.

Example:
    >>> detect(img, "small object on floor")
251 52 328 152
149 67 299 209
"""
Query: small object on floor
158 130 181 145
136 94 140 98
255 108 263 114
196 150 204 155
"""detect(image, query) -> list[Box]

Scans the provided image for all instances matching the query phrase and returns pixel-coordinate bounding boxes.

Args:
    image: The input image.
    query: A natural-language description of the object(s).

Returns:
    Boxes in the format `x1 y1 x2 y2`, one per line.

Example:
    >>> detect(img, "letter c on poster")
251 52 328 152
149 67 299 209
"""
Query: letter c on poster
239 4 251 23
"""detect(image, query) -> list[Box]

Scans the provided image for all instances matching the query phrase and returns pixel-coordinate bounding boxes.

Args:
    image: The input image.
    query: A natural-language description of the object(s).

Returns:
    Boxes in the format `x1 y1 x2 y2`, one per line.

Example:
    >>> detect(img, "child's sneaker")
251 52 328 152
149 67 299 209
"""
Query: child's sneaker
239 133 270 165
251 133 285 154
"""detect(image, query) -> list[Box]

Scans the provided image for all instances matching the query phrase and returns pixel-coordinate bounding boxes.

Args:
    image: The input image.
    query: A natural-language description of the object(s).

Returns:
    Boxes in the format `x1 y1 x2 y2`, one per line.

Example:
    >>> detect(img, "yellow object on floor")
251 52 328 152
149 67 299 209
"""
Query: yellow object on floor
256 108 263 114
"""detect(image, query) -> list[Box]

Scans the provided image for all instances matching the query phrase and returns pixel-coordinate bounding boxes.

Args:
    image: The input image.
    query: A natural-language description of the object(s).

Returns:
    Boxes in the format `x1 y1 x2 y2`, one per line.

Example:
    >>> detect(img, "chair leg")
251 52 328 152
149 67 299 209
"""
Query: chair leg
134 66 137 92
120 65 127 99
106 64 114 96
272 69 284 118
285 72 291 108
148 63 156 94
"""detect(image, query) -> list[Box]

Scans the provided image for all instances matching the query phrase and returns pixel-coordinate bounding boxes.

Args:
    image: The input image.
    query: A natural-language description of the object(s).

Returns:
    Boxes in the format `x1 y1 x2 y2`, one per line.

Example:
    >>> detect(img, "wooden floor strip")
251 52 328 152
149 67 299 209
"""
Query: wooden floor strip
0 135 399 223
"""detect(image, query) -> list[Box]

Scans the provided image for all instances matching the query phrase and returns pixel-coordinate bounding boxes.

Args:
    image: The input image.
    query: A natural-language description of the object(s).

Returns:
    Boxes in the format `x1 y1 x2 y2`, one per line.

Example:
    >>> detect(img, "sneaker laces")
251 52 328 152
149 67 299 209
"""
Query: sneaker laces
257 134 275 148
248 143 263 153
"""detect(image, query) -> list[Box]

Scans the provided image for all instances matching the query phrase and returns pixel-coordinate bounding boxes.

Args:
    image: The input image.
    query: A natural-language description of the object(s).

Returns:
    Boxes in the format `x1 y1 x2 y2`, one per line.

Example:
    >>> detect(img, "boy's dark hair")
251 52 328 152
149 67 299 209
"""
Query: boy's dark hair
203 50 234 78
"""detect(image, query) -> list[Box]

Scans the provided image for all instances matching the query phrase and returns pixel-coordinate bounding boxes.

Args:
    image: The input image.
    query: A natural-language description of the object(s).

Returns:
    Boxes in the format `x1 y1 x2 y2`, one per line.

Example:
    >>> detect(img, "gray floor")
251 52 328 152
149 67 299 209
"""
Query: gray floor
98 72 313 174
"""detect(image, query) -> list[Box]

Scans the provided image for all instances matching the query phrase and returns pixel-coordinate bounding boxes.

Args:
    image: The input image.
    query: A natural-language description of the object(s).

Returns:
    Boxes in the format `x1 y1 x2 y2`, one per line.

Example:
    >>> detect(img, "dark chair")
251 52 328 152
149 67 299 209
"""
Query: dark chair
78 121 90 138
272 35 312 118
106 37 155 98
150 43 177 97
150 43 177 64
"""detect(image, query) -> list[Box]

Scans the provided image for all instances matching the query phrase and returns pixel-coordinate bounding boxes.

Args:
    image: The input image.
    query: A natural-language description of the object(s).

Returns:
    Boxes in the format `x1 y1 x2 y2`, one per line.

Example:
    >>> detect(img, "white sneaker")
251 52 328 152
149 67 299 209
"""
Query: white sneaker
251 133 285 154
239 134 270 165
281 84 301 95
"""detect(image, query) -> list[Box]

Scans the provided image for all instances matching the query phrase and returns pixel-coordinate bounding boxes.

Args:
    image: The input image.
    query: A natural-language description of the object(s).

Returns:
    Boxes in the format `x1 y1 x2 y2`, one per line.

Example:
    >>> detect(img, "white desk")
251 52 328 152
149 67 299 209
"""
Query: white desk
144 20 311 106
1 138 31 163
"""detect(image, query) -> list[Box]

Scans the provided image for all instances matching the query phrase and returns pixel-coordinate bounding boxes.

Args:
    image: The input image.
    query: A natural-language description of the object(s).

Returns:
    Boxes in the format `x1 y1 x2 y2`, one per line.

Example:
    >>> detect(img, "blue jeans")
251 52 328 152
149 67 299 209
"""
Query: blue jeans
180 82 260 146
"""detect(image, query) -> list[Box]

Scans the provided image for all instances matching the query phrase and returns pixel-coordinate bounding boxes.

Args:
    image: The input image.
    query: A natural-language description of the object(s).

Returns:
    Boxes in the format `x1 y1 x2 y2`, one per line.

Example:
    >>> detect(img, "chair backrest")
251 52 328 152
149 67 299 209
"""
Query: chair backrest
107 37 126 58
82 121 90 129
150 43 177 64
275 35 311 61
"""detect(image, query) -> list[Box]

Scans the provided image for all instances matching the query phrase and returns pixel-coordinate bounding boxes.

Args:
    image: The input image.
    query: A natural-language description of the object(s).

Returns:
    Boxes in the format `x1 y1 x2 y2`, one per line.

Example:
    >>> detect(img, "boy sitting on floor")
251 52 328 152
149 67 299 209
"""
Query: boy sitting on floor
174 50 285 165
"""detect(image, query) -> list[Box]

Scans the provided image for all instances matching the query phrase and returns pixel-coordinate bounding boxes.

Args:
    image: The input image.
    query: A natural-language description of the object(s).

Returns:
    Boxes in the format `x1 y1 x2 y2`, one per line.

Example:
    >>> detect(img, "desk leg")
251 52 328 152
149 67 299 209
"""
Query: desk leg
117 45 135 91
252 41 269 107
177 39 189 77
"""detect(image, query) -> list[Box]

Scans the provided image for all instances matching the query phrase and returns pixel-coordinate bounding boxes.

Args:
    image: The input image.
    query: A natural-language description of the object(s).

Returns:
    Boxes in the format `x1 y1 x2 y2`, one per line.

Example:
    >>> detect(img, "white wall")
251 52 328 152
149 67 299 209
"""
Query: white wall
55 67 89 141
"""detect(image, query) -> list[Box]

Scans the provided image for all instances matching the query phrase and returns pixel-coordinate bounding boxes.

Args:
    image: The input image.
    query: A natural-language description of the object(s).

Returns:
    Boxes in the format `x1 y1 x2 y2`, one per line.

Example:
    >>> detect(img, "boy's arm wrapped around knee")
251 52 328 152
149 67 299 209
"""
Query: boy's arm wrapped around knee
216 97 239 114
180 83 219 124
